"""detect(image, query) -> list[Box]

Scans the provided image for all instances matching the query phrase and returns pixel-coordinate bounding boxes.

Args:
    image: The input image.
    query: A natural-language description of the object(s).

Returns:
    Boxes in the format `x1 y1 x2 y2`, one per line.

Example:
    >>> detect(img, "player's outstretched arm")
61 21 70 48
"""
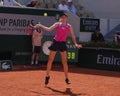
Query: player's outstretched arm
69 25 82 49
34 22 58 32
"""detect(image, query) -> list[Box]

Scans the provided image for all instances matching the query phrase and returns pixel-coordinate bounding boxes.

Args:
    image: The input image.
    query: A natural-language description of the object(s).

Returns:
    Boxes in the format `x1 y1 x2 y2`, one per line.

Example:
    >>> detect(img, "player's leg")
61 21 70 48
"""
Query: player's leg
46 50 56 75
60 51 68 78
45 50 56 85
60 51 71 84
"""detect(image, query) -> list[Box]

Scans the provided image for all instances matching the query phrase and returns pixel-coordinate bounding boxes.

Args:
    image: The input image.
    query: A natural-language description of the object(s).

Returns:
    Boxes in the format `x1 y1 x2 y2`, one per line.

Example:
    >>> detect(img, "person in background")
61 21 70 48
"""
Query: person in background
31 26 43 65
67 0 77 14
26 0 37 7
91 27 105 42
114 32 120 43
0 0 3 6
3 0 24 7
58 0 69 11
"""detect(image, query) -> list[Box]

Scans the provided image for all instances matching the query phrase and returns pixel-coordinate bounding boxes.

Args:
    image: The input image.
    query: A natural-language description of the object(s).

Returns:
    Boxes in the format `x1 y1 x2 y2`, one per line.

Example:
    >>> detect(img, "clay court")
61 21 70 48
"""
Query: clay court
0 65 120 96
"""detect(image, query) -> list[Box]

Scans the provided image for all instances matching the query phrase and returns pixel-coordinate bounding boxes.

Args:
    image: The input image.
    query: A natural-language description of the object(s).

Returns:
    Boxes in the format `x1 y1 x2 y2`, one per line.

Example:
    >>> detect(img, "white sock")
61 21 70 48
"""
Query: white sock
31 61 34 65
35 61 38 64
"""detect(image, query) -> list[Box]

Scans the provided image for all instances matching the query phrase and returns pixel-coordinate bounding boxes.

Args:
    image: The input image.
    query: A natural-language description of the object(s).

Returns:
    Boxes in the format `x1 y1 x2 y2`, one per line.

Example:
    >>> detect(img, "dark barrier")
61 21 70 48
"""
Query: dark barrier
78 47 120 71
0 52 12 60
0 35 32 65
0 52 13 71
0 35 78 65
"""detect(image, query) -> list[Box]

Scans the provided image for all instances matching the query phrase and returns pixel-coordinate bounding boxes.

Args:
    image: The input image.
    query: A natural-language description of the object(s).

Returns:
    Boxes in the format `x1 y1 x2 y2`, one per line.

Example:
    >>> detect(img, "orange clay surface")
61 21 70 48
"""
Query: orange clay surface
0 65 120 96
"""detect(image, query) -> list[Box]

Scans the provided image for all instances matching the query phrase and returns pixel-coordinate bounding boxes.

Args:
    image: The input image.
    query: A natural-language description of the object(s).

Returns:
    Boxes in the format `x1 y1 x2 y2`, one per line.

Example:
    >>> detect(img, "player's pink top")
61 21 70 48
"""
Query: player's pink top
54 22 70 42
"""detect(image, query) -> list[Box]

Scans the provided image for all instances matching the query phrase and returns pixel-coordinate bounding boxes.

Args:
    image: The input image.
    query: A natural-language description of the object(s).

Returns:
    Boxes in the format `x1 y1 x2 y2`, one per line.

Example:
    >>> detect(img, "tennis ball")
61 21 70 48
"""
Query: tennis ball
44 13 48 16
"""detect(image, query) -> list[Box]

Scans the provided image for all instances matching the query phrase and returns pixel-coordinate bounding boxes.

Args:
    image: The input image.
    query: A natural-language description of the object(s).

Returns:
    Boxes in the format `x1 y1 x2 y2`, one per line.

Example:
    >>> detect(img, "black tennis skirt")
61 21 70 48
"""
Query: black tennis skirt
49 39 67 52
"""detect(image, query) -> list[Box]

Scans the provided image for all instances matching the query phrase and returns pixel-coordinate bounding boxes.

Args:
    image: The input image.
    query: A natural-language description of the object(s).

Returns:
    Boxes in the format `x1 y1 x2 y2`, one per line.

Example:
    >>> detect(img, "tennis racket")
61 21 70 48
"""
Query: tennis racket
25 24 42 35
25 24 34 35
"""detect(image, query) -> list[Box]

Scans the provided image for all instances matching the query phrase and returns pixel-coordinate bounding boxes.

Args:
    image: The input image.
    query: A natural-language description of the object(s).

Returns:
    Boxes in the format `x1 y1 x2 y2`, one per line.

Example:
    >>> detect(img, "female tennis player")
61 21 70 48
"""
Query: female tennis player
34 13 82 85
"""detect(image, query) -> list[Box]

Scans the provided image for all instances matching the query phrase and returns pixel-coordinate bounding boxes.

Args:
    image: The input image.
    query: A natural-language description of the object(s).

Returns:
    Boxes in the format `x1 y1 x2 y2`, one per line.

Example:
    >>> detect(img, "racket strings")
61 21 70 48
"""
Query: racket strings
26 25 34 35
26 25 42 35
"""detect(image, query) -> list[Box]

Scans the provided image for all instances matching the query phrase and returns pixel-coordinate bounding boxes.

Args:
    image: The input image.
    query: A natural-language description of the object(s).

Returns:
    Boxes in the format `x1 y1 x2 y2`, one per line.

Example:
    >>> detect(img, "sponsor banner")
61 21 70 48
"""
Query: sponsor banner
0 60 13 71
97 54 120 66
0 13 57 35
78 48 120 71
80 18 100 32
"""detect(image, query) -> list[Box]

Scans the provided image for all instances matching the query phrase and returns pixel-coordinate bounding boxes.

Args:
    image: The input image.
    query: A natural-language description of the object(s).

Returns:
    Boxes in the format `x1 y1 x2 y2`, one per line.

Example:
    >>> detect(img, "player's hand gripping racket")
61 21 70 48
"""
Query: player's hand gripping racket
75 44 83 49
